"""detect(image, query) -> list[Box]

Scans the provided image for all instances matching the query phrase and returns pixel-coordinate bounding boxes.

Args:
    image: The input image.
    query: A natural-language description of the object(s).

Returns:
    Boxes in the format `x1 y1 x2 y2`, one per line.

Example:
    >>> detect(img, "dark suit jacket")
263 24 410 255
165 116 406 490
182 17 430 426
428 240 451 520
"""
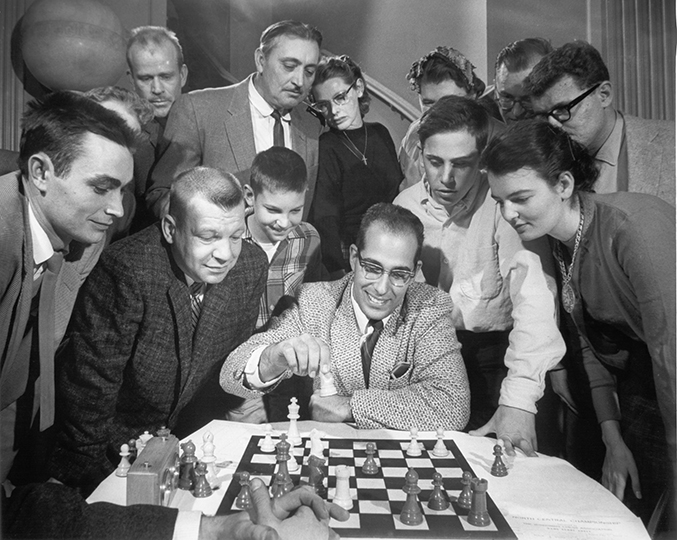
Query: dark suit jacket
146 75 322 219
0 172 104 415
50 224 267 491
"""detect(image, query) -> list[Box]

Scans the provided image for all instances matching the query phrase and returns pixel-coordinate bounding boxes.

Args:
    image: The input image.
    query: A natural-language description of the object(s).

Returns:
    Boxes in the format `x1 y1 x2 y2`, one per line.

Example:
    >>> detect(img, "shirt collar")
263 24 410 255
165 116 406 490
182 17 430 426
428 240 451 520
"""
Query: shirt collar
350 284 391 334
594 110 623 166
27 200 54 268
248 76 291 122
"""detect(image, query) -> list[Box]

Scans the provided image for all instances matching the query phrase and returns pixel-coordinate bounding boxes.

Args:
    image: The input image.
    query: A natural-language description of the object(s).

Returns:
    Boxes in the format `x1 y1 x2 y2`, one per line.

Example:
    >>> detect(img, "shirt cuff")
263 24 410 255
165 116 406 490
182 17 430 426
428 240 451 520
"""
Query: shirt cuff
244 345 286 390
172 511 202 540
498 377 542 414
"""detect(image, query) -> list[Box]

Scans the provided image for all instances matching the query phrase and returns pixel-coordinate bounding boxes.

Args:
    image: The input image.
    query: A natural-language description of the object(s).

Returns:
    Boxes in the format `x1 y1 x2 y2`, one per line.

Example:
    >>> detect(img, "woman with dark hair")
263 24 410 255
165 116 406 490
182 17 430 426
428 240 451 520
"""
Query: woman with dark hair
484 119 675 524
309 55 401 277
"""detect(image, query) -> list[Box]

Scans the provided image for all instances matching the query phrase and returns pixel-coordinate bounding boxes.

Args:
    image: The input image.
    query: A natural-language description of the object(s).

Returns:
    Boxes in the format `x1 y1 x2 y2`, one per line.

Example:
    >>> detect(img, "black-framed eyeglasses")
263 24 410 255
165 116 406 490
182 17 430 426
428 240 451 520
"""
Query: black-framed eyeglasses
494 91 535 118
538 83 601 123
312 79 358 117
356 251 415 288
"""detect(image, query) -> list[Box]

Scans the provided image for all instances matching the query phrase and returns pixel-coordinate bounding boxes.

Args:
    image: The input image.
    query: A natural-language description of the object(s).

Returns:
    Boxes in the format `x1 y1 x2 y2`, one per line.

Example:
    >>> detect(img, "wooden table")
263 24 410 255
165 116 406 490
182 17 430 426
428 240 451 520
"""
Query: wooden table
88 420 649 540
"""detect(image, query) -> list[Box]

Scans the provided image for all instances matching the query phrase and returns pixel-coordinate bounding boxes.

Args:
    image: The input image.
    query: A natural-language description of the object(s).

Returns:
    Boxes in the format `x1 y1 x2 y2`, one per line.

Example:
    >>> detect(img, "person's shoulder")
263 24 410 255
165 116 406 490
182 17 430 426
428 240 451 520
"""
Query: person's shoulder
393 180 425 207
298 274 348 303
236 240 269 271
100 224 164 267
405 281 454 313
588 191 674 224
623 113 675 140
288 221 320 241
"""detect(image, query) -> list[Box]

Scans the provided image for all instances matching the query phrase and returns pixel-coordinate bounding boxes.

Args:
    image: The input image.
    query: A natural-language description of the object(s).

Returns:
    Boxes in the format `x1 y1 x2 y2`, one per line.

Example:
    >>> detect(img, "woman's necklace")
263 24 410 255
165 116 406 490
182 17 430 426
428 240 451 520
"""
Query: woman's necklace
341 124 368 166
553 204 585 314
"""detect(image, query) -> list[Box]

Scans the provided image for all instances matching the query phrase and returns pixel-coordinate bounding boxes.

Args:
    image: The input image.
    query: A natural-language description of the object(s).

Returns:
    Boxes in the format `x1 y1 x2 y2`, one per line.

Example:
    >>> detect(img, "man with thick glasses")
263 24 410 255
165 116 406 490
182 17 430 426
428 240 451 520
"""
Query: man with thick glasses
220 203 470 431
527 40 675 205
493 37 553 124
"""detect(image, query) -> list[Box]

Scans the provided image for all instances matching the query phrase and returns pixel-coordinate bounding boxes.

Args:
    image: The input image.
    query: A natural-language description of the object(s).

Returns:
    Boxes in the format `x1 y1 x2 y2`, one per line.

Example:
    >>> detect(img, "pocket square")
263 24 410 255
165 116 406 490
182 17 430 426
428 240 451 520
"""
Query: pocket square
389 362 411 379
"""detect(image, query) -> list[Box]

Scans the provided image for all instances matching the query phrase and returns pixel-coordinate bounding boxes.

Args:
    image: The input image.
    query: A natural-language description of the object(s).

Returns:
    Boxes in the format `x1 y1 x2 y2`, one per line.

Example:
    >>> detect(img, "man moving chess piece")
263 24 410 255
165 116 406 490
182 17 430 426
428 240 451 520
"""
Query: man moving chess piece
49 167 267 494
221 203 470 430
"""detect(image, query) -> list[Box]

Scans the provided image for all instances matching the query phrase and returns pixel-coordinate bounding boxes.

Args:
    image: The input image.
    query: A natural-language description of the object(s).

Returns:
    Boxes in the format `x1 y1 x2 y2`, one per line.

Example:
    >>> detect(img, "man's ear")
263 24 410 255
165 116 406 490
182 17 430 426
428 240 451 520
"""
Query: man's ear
254 48 265 75
180 64 188 89
598 81 613 108
161 214 177 244
27 152 54 194
243 184 255 206
349 244 359 272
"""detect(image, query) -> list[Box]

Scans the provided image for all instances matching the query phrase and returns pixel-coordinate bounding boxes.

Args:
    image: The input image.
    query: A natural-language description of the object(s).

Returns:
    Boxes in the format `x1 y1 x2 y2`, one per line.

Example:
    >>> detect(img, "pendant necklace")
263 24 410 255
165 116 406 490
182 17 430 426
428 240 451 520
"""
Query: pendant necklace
341 124 368 166
554 204 584 314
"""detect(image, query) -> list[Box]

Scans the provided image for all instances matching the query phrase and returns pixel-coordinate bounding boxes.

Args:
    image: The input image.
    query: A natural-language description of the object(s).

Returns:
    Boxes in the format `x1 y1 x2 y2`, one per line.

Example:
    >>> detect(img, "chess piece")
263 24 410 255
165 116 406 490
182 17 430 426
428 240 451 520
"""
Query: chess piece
400 468 423 525
457 470 473 509
271 471 292 498
333 464 353 510
193 462 213 498
406 427 422 457
179 440 197 490
156 426 171 440
287 397 302 446
137 430 153 453
201 432 218 487
309 428 325 458
319 368 337 397
427 471 450 510
432 428 449 457
362 442 379 475
271 434 294 492
261 424 276 453
490 444 508 477
127 439 138 461
307 454 327 498
115 444 131 477
467 478 491 527
235 471 253 509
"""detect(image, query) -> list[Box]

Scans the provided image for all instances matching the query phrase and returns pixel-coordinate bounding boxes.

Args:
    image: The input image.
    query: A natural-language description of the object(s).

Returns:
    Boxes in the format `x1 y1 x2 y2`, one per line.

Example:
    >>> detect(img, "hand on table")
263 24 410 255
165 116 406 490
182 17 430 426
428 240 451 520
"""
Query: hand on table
310 393 353 423
469 405 538 457
259 334 331 382
601 420 641 501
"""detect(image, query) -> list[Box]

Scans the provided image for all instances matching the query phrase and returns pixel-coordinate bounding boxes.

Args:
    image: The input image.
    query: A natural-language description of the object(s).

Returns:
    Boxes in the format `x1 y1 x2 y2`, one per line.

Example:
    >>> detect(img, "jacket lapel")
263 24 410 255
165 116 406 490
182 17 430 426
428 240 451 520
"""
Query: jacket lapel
225 77 257 174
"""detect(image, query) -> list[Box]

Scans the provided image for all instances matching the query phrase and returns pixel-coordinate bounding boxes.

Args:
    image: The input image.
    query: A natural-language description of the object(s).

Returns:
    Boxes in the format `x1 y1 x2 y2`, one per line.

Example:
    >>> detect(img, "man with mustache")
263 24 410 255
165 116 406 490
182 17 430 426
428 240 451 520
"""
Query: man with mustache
146 20 323 220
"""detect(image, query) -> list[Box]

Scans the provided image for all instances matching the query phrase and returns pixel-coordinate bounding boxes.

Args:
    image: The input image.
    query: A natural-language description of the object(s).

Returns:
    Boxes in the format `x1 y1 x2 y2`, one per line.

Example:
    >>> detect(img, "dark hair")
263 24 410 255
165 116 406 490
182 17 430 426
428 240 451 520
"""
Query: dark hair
526 41 610 98
495 37 553 73
312 55 371 116
84 85 154 126
356 203 425 264
250 146 307 195
406 46 485 98
169 167 243 221
417 95 490 152
259 20 322 57
482 119 598 195
127 26 184 68
19 91 137 178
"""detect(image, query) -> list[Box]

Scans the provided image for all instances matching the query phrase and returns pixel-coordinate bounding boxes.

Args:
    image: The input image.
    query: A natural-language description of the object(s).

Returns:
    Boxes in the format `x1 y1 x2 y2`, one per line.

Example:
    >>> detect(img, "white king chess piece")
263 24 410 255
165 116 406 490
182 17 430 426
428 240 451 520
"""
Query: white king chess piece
287 397 302 446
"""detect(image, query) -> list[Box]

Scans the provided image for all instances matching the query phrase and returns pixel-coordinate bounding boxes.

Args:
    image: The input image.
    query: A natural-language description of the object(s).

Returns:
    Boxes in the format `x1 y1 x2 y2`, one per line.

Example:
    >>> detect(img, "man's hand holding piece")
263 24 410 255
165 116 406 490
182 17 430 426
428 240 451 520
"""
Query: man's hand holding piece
259 334 331 382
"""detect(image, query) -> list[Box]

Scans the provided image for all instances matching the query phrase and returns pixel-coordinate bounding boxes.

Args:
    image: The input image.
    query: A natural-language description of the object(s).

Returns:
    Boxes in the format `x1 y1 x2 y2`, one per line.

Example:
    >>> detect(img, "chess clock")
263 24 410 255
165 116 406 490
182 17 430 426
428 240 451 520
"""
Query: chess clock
127 434 180 506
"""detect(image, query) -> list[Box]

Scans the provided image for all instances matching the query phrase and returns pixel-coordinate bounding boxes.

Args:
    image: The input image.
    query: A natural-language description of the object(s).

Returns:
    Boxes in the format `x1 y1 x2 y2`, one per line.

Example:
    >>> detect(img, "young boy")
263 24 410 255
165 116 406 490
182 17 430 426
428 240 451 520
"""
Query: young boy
228 146 324 422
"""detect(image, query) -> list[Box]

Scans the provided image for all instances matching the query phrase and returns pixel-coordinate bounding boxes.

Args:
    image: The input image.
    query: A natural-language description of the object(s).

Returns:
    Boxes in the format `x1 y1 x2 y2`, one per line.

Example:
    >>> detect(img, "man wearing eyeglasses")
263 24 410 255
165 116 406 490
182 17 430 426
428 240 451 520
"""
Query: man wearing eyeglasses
146 20 323 220
220 203 470 431
493 38 553 124
527 40 675 205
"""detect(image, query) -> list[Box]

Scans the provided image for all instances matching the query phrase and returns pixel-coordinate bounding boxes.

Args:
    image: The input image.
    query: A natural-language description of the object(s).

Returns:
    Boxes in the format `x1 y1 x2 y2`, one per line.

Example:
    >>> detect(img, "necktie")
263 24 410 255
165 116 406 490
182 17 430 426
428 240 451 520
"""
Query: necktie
361 319 384 389
37 251 63 430
189 282 205 330
271 110 285 147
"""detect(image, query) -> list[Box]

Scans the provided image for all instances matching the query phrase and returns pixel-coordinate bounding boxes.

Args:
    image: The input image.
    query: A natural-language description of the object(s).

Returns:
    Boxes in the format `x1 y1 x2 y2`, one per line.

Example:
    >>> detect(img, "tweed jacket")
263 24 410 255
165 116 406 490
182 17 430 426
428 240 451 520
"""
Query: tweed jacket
146 75 322 218
50 224 267 489
0 172 104 414
221 274 470 430
624 113 675 206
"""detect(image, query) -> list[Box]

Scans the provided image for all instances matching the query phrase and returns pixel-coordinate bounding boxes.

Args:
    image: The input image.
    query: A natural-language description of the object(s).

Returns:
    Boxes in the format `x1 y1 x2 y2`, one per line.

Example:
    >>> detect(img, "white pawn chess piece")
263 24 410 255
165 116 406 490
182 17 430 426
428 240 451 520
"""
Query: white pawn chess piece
287 397 302 446
406 427 422 457
261 424 276 453
287 447 301 473
319 366 337 397
137 430 153 454
201 432 218 487
333 465 353 510
115 444 131 477
432 427 450 457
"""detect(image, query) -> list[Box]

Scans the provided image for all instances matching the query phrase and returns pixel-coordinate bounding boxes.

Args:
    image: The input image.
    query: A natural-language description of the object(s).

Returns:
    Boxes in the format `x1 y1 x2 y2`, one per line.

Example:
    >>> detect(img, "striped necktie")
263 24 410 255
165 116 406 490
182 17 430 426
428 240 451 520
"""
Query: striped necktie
189 282 205 330
361 319 384 389
271 110 285 147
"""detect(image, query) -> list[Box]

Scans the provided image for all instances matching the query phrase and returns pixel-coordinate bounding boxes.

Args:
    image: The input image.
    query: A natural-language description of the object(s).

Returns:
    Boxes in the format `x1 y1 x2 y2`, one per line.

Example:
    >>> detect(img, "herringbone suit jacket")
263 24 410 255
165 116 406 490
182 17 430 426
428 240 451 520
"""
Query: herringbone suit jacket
221 274 470 431
50 224 267 490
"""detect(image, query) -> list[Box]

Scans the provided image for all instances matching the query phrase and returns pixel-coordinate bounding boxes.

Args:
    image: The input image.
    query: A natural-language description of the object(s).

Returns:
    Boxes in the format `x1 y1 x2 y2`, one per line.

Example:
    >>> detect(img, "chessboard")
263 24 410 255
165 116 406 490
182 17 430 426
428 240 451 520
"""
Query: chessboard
218 435 516 539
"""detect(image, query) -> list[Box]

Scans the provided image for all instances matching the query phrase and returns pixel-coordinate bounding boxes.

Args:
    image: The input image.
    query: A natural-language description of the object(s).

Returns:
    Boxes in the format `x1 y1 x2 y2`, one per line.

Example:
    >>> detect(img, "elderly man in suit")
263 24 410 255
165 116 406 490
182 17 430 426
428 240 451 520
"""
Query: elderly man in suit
146 20 323 220
527 40 675 206
49 167 267 494
220 203 470 431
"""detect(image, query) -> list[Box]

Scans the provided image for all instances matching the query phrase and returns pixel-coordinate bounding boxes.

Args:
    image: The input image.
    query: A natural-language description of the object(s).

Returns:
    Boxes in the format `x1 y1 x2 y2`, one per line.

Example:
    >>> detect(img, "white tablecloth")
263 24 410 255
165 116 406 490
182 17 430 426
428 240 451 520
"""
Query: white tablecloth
88 420 649 540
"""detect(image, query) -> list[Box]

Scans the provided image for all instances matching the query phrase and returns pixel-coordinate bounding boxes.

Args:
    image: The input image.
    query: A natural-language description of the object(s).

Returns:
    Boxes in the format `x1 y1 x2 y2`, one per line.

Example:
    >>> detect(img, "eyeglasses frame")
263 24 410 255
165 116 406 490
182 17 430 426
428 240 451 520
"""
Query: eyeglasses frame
538 82 602 123
355 250 416 288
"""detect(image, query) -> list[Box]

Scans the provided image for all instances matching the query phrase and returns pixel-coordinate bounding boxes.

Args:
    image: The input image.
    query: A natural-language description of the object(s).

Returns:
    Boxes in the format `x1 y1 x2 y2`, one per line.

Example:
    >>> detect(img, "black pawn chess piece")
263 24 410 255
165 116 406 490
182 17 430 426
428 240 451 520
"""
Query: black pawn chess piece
307 454 327 498
490 444 508 477
400 468 423 526
193 462 213 498
427 471 450 510
467 478 491 527
457 470 473 509
362 442 379 475
179 440 197 490
235 471 252 509
271 471 292 498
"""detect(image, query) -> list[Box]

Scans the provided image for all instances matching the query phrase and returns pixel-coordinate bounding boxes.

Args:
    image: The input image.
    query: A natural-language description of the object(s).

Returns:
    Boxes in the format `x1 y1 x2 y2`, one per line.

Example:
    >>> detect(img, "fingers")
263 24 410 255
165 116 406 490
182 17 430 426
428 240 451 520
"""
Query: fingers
628 462 642 500
501 438 516 457
248 477 277 526
275 486 330 521
326 502 350 522
277 334 326 377
468 423 491 438
515 437 538 458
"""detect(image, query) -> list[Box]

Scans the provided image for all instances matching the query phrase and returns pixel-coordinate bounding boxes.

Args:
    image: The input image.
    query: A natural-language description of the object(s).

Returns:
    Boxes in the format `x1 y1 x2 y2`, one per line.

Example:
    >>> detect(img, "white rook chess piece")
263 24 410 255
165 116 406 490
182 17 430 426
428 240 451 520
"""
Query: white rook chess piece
333 465 353 510
406 427 422 457
115 444 131 477
432 427 450 457
287 397 302 447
